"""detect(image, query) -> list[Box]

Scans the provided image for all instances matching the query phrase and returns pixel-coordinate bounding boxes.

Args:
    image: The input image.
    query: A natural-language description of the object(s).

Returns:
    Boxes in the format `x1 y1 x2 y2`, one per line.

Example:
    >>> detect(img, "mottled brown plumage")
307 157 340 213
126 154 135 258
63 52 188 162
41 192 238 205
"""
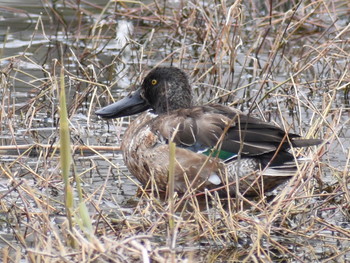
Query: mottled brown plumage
96 67 322 196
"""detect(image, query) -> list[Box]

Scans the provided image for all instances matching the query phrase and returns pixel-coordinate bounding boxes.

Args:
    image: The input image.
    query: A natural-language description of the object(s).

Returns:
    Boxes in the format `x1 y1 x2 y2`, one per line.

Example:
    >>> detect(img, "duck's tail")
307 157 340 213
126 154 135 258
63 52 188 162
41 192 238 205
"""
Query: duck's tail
291 138 323 148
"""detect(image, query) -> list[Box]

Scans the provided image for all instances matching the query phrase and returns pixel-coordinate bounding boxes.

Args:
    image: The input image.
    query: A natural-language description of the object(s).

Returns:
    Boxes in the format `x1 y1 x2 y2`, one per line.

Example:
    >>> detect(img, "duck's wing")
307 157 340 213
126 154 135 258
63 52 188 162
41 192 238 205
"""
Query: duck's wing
153 104 319 159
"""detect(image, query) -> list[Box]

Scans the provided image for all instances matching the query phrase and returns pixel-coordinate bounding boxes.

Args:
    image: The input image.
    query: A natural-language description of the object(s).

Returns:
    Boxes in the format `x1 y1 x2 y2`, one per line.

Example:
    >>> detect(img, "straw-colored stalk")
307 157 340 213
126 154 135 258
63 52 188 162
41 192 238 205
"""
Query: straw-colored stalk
59 67 93 244
59 67 74 239
167 141 176 250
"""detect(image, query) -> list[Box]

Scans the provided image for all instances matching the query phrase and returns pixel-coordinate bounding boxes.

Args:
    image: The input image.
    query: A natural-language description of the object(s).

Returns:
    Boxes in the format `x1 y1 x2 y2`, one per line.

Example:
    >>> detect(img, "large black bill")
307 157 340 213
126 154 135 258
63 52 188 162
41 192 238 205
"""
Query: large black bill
96 87 150 119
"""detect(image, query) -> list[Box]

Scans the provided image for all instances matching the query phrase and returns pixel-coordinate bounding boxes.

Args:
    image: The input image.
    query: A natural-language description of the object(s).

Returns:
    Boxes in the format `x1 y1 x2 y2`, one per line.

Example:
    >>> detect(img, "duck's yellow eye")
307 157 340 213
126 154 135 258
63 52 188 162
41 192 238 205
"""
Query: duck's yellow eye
151 79 157 85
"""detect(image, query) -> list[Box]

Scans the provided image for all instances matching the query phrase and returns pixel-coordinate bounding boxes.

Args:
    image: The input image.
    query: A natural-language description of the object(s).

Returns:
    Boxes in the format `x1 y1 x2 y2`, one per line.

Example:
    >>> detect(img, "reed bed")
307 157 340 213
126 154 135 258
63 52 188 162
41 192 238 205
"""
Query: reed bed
0 0 349 262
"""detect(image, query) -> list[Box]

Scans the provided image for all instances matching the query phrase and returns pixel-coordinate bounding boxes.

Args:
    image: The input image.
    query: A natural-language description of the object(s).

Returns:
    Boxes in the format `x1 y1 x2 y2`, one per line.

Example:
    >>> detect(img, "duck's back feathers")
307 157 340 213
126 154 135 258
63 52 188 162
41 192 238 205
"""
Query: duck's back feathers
152 104 313 159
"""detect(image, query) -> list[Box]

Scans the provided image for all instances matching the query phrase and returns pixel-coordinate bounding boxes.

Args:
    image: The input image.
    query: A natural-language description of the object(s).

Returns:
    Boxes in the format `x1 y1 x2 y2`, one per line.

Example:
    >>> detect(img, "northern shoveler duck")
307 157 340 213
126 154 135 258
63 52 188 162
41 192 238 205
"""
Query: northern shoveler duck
96 67 322 196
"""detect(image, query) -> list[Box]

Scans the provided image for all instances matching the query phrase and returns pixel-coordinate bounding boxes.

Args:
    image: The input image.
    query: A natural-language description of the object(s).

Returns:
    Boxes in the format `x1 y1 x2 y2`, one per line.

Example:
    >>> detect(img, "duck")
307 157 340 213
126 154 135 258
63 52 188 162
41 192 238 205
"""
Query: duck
96 66 322 196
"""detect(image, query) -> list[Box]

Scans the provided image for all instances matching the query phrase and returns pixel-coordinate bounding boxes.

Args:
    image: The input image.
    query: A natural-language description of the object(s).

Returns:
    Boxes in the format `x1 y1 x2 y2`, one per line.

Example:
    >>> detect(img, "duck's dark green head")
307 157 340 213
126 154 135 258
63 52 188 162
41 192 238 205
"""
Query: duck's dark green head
96 67 192 119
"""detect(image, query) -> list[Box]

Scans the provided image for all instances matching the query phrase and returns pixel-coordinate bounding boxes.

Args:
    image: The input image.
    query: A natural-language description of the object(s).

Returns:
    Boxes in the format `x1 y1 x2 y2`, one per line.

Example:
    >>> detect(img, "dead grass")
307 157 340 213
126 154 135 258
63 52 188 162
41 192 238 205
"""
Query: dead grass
0 0 350 262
